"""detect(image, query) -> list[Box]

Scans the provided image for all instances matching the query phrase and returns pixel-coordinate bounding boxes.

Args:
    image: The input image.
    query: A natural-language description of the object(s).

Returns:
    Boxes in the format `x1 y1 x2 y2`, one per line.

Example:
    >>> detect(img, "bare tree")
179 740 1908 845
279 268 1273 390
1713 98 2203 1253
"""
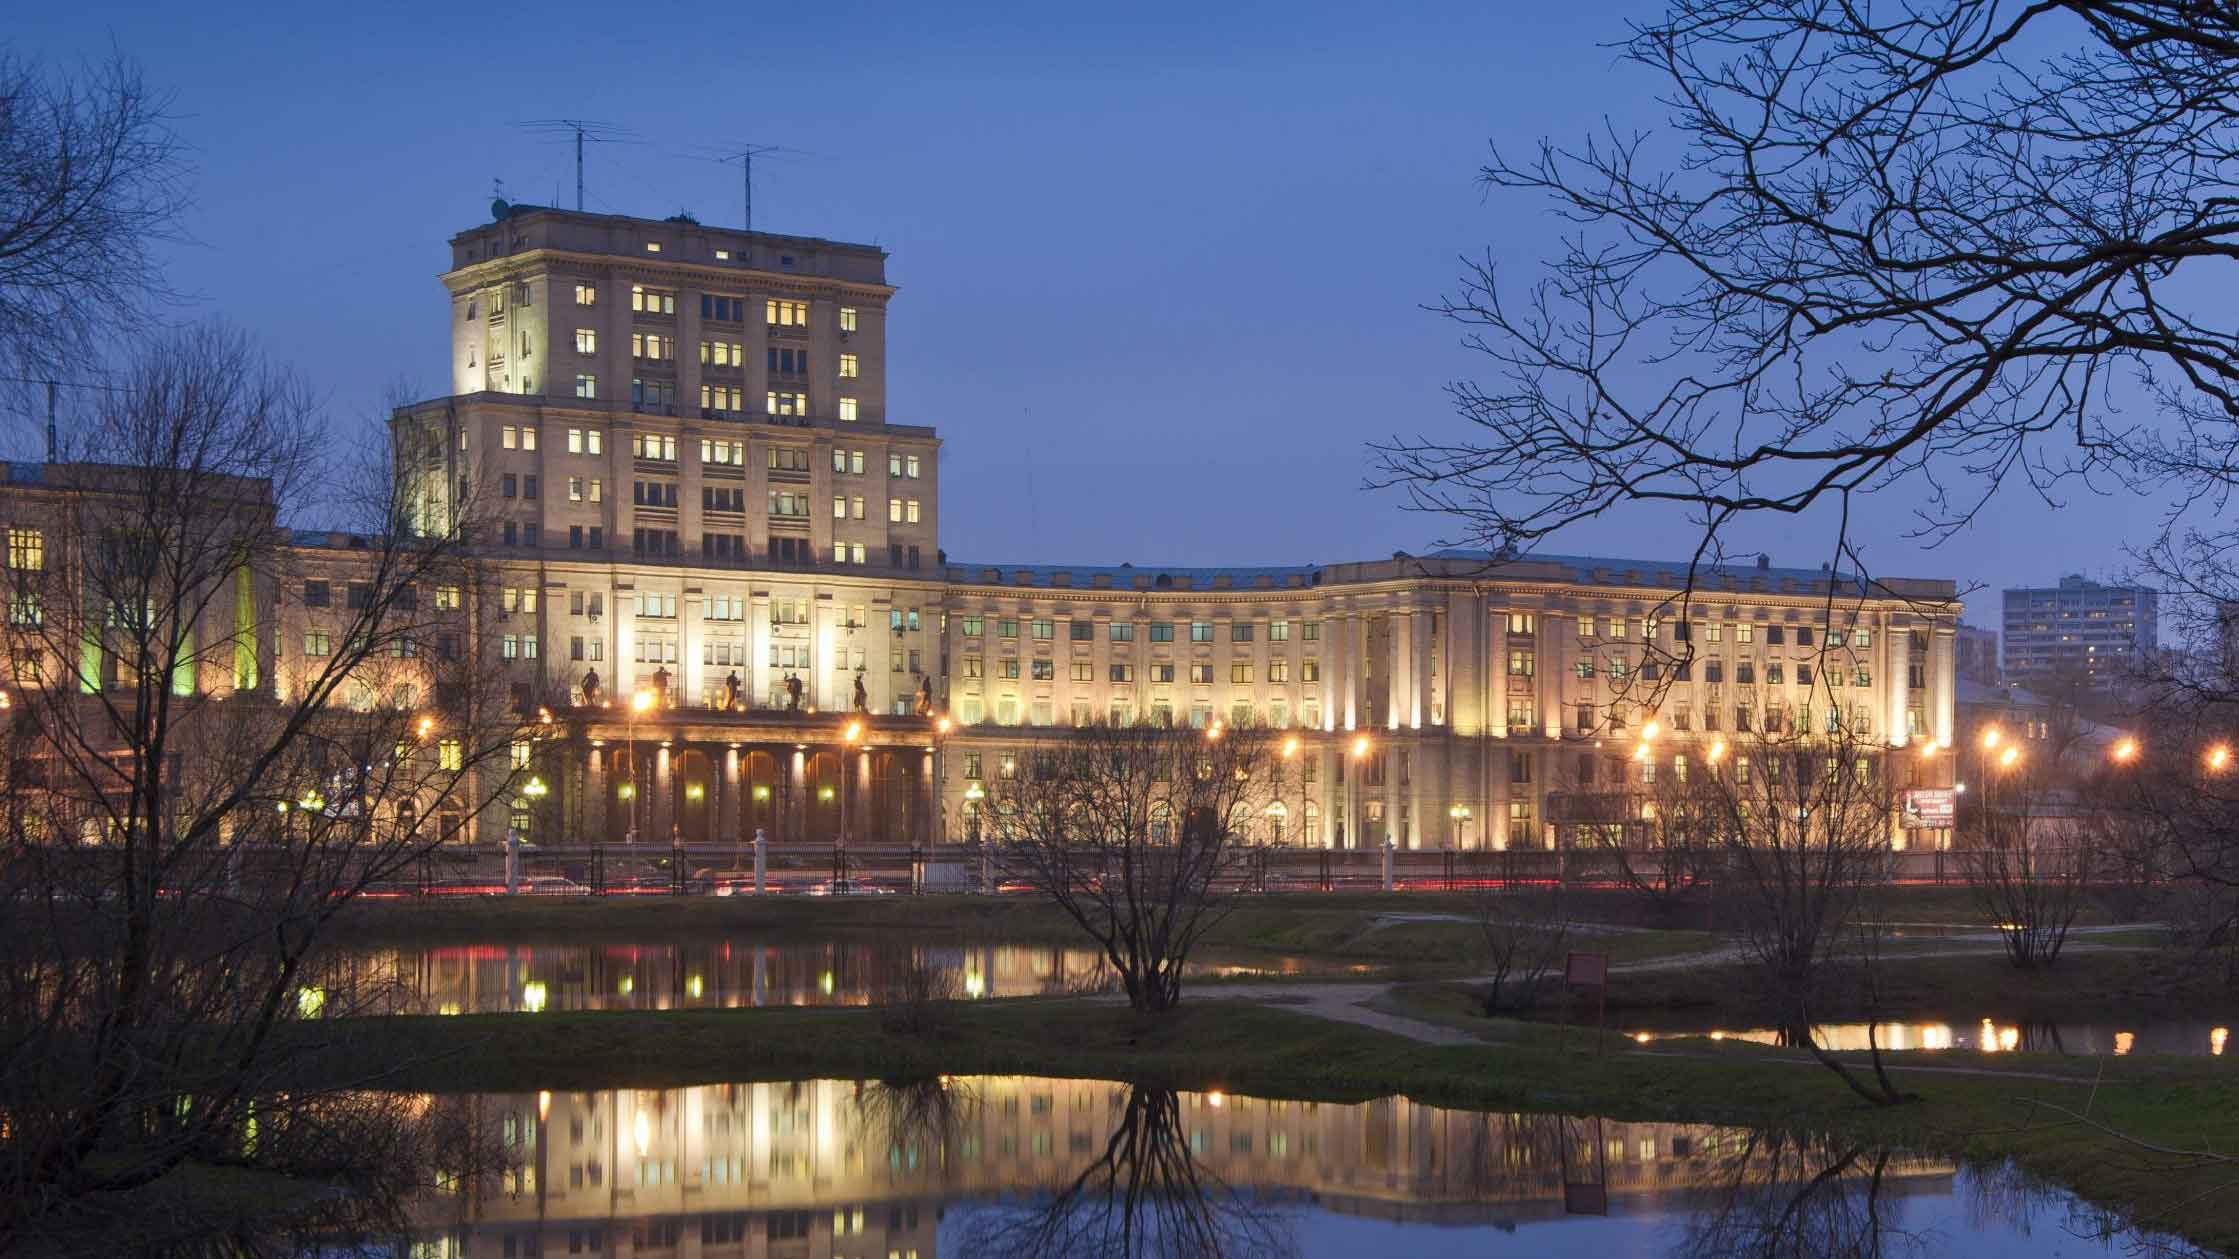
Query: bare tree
0 325 526 1247
1685 725 1916 1104
950 1084 1296 1259
1472 881 1570 1014
980 721 1276 1014
1374 4 2239 588
1959 732 2092 968
1678 1134 1927 1259
0 51 184 377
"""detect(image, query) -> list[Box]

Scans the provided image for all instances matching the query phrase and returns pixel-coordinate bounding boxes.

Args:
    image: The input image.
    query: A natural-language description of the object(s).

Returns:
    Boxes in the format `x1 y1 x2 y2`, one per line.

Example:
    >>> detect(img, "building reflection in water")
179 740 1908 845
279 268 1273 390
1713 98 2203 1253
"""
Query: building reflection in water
309 940 1294 1017
399 1076 1957 1257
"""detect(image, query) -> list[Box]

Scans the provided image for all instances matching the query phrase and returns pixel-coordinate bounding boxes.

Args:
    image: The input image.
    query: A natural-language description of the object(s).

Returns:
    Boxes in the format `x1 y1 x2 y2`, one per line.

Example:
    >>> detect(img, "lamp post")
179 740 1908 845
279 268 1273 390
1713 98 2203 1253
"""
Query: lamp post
627 688 654 842
1448 802 1472 851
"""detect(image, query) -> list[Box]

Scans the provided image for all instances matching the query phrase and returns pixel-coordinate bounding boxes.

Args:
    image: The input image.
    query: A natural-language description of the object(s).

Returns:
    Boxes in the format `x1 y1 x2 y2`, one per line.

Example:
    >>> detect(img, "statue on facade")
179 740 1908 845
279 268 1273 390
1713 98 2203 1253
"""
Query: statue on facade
725 670 743 711
914 674 934 717
580 668 602 707
852 671 869 715
651 665 671 706
785 671 804 712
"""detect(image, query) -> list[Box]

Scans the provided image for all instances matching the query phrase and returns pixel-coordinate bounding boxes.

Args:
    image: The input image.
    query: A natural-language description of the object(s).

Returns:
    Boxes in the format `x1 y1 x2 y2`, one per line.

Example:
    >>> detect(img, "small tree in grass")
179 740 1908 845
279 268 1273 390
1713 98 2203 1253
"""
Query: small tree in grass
981 720 1276 1014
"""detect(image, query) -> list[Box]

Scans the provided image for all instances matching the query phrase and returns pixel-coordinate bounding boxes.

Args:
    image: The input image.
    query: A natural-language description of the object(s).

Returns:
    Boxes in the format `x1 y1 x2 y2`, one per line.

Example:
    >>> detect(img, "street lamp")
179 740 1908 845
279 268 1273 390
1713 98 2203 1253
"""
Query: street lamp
1447 802 1472 850
2111 737 2138 765
2209 744 2231 774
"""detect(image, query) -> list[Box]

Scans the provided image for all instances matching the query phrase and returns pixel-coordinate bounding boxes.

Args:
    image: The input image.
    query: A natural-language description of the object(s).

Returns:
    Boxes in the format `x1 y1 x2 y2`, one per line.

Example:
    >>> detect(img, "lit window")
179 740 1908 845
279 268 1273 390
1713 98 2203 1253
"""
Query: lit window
839 306 858 333
5 528 43 572
573 284 596 306
644 241 661 253
574 328 596 354
839 353 859 378
574 374 597 399
837 397 859 422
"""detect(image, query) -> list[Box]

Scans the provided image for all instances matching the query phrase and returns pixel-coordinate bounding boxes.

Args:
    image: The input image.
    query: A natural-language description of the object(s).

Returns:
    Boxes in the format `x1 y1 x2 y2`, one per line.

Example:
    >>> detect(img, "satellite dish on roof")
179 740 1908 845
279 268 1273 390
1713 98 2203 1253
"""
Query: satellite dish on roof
491 197 511 221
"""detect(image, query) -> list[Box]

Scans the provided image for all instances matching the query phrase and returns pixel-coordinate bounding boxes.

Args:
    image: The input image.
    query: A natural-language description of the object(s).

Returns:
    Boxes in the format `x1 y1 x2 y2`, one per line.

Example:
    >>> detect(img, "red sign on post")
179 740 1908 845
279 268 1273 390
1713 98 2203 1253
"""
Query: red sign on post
1902 788 1956 829
1566 951 1608 990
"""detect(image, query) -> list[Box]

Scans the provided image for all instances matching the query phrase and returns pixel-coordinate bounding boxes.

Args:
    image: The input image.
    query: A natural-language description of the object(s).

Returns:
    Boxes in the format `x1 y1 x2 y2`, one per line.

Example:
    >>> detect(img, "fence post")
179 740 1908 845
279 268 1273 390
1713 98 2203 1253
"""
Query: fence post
1381 839 1395 893
980 842 992 895
752 830 767 895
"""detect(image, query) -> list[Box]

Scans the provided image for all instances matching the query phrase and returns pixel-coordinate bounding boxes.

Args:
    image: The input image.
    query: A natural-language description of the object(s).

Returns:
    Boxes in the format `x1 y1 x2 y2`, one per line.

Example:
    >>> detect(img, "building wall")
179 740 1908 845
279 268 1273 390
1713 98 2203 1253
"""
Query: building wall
936 556 1961 850
2001 576 2158 681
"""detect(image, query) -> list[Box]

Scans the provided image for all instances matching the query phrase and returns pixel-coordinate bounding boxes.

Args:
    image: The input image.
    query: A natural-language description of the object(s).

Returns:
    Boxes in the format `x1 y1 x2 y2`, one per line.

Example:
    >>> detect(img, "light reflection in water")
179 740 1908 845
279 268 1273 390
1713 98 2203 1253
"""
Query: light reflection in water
1629 1019 2238 1057
388 1076 2202 1258
312 938 1295 1016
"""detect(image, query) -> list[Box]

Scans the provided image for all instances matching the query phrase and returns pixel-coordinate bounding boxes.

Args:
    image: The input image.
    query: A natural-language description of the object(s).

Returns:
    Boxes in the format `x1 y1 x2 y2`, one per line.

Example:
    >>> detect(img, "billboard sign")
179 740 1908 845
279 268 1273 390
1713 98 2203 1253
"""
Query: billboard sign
1902 788 1956 829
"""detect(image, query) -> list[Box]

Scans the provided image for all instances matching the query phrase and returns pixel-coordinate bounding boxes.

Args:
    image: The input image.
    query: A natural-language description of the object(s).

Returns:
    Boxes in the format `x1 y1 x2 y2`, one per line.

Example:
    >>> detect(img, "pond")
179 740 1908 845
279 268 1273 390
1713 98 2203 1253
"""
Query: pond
306 937 1309 1015
1624 1018 2237 1058
388 1075 2200 1257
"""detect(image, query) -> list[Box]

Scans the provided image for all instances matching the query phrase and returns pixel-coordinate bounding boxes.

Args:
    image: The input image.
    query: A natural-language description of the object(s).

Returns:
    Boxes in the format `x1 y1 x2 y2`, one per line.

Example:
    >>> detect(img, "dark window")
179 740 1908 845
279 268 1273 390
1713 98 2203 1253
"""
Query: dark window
303 580 329 608
523 475 538 499
501 474 516 498
346 583 372 610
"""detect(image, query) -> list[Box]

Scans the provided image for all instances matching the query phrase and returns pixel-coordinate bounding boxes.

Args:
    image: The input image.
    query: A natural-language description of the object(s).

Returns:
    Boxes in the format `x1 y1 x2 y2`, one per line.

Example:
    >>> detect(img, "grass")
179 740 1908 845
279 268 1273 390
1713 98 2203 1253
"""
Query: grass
292 998 2239 1251
327 891 1723 978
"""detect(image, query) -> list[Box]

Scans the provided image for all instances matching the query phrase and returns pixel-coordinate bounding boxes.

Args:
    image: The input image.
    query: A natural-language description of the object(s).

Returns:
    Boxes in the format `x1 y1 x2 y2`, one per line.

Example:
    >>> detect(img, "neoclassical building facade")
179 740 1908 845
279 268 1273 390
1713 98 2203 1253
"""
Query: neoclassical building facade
78 202 1960 851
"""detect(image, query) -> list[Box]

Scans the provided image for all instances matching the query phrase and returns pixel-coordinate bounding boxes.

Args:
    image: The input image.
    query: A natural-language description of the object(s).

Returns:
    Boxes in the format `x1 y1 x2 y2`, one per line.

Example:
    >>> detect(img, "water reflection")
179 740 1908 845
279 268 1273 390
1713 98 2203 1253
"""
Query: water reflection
309 938 1295 1016
1628 1019 2238 1057
381 1076 2202 1258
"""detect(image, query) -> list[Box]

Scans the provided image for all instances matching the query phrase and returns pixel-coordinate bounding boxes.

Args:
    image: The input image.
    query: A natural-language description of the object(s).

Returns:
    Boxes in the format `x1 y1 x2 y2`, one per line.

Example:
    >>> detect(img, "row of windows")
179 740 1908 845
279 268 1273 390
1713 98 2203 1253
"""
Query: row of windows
952 696 1325 731
1575 617 1873 649
829 449 923 478
957 617 1323 643
1572 657 1875 688
958 656 1323 685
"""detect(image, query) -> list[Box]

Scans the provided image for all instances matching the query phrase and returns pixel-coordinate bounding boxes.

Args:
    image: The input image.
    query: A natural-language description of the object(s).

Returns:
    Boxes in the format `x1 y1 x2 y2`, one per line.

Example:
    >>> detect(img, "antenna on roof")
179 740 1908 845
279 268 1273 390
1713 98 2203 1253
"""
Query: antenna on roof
513 119 638 211
693 142 804 234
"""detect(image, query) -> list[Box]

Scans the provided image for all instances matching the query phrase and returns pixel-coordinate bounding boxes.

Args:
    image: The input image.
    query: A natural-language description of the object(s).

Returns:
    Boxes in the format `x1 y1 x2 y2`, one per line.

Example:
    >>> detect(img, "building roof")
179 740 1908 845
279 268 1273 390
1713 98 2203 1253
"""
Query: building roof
460 202 886 257
943 548 1943 597
943 561 1321 592
1957 678 2055 710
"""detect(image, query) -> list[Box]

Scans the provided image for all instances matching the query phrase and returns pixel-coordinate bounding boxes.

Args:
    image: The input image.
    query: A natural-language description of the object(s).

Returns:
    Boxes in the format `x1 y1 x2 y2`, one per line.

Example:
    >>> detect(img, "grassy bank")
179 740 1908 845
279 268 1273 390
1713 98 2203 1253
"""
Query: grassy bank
326 892 1718 976
1580 948 2233 1024
296 999 2239 1250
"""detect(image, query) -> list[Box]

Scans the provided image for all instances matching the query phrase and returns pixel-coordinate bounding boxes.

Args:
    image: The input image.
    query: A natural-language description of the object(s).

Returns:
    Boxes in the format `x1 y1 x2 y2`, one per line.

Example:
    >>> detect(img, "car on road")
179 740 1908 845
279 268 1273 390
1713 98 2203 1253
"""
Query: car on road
802 878 890 897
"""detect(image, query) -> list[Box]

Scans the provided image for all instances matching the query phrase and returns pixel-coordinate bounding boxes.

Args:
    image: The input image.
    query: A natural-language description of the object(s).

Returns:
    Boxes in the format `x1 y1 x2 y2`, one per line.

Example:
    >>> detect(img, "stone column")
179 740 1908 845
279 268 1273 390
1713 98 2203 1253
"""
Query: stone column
1414 739 1445 851
586 743 608 843
788 747 807 844
1932 623 1957 747
1886 619 1911 745
1390 607 1414 730
1412 606 1435 729
653 742 675 841
722 745 743 845
920 749 937 845
855 746 874 843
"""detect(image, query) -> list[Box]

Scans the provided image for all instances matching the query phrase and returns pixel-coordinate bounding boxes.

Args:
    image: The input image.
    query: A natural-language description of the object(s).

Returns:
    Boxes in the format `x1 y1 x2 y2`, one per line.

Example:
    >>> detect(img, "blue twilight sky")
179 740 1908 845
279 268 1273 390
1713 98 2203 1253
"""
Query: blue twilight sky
10 2 2156 622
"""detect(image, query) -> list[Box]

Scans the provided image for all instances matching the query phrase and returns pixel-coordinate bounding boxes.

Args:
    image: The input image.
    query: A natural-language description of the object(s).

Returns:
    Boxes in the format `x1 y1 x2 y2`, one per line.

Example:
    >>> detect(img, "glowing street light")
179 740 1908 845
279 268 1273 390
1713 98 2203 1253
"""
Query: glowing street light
1641 721 1660 741
1918 739 1940 759
1980 727 2001 751
2111 737 2139 765
632 689 656 714
1707 739 1727 764
1351 735 1371 759
416 715 434 740
2210 744 2232 774
1282 735 1300 759
1997 745 2020 771
936 717 953 735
